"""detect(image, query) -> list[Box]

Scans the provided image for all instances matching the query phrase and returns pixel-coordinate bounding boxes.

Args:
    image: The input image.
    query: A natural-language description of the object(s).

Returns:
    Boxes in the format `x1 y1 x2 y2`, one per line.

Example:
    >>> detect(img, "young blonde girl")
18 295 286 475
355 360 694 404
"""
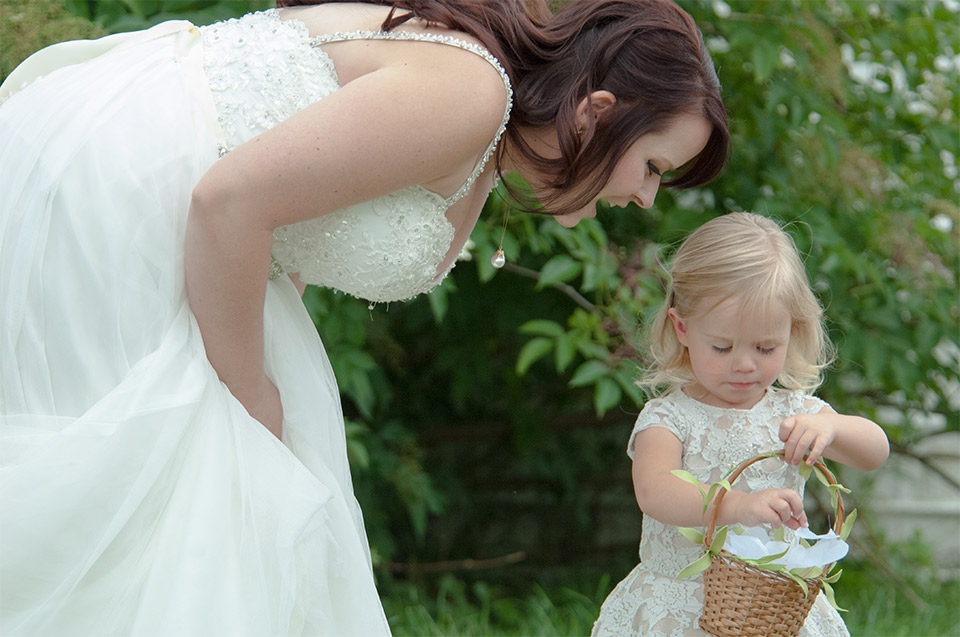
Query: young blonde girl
592 212 889 637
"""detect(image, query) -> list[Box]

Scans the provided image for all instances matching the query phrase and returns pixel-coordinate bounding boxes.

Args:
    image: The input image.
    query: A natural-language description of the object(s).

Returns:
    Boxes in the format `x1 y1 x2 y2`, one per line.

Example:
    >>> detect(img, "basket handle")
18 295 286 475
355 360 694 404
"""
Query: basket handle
702 449 846 549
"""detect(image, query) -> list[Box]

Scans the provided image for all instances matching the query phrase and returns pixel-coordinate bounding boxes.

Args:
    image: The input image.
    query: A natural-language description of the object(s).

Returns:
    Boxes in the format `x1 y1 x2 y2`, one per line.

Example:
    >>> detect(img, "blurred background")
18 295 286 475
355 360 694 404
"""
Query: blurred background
3 0 957 634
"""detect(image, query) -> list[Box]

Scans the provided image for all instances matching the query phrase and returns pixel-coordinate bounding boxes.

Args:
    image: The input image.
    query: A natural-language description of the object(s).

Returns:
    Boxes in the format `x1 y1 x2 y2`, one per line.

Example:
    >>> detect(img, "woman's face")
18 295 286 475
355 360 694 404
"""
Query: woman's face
552 113 713 228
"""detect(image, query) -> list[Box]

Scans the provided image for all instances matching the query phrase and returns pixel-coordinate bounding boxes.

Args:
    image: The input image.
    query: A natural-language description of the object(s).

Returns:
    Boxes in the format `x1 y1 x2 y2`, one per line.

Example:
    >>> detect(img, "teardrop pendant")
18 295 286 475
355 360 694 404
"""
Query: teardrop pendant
491 248 506 269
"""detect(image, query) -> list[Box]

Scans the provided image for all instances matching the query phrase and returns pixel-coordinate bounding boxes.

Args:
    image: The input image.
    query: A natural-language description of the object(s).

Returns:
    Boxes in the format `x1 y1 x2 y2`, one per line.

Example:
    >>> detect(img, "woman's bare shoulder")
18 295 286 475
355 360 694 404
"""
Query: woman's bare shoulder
278 3 510 140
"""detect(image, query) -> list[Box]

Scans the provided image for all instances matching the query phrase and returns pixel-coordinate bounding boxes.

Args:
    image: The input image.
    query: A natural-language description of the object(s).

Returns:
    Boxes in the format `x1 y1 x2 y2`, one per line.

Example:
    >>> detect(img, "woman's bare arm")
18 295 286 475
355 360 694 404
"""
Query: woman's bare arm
185 45 507 432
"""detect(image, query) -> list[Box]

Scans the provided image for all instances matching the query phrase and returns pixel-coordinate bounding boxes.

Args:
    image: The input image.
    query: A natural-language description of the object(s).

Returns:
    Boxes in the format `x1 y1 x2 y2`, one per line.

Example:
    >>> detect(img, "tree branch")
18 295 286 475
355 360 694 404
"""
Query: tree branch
890 442 960 491
388 551 527 574
502 262 598 314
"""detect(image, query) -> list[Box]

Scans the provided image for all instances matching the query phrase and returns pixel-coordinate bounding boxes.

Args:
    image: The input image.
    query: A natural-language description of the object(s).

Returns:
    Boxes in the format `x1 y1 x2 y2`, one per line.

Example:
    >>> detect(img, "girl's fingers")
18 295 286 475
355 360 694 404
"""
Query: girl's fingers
779 416 795 442
807 437 827 465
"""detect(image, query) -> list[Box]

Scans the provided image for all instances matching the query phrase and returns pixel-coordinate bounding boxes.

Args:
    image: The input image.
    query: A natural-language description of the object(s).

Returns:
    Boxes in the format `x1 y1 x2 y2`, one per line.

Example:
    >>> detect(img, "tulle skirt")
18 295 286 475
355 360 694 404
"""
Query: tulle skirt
0 22 389 636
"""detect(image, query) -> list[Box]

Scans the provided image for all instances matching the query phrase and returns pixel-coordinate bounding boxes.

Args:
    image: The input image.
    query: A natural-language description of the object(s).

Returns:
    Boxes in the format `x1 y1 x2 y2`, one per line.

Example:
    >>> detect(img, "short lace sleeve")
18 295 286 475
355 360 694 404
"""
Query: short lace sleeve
785 390 831 416
626 396 687 459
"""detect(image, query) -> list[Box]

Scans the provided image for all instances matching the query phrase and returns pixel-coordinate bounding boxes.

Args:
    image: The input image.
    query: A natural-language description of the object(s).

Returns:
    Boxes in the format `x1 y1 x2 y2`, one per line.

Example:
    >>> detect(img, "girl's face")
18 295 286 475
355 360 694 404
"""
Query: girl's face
552 113 713 228
668 297 792 409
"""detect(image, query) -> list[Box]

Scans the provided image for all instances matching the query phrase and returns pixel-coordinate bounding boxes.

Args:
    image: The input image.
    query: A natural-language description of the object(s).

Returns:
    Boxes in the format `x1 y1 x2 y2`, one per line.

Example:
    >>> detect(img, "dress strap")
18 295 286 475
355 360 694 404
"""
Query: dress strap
310 30 513 206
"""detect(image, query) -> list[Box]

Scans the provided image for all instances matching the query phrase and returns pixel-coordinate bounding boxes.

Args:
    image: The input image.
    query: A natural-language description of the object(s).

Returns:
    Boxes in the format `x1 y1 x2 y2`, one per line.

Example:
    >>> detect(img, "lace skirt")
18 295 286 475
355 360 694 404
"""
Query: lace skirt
0 22 389 636
591 561 849 637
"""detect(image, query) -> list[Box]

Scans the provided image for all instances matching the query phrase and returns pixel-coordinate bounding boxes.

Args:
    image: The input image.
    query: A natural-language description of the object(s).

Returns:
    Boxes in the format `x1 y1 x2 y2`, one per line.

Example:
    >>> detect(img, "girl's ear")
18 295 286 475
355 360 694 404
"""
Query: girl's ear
668 308 689 346
575 90 617 131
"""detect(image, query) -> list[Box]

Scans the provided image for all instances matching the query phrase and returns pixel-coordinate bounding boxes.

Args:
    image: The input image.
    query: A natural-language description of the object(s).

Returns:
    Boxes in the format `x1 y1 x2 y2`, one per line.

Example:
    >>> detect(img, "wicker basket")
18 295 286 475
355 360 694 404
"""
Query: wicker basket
698 450 846 637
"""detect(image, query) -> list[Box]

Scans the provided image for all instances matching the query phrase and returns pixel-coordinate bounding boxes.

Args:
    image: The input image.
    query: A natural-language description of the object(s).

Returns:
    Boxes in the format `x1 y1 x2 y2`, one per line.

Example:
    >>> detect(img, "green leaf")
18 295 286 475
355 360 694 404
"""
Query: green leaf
823 568 843 585
554 333 577 373
822 581 847 612
348 369 375 420
791 566 824 580
773 526 786 543
536 255 582 288
593 377 622 416
678 527 705 546
839 509 858 541
753 548 789 565
813 465 832 488
427 282 449 323
516 337 553 376
709 525 728 556
676 553 713 579
670 470 707 501
519 319 565 337
569 360 609 387
613 365 645 407
799 462 814 481
827 483 851 511
751 37 779 83
704 483 720 507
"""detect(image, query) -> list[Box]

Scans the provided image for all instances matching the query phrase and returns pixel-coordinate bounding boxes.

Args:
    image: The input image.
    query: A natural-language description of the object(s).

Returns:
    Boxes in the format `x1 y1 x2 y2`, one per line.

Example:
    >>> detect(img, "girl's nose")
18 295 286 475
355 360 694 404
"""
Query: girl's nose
732 352 757 373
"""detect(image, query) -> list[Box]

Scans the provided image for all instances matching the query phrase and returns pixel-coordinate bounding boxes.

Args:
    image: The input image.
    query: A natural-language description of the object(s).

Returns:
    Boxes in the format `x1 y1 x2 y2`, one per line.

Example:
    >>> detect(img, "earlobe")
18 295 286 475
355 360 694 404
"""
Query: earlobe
668 308 688 346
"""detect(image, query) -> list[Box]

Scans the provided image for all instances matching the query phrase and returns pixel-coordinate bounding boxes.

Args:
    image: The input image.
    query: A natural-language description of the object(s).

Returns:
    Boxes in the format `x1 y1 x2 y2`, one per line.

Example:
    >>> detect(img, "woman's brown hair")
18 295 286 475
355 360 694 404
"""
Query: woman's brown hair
276 0 730 215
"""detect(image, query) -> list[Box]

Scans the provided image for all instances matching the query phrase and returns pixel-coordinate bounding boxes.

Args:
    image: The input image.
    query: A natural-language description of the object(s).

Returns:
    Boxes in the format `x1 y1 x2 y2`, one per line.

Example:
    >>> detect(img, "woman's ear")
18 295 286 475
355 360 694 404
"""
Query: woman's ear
575 90 617 131
668 308 689 346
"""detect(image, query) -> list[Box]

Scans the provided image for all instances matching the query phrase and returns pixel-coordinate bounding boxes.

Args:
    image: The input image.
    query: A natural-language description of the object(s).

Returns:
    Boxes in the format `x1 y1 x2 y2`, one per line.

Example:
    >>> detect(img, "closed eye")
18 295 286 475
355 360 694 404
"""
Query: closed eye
712 346 731 353
758 346 777 354
647 161 662 177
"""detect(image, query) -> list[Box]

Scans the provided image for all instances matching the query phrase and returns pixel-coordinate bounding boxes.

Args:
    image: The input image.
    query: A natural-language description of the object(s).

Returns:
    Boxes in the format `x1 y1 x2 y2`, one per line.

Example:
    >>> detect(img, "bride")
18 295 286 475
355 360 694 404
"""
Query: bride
0 0 728 634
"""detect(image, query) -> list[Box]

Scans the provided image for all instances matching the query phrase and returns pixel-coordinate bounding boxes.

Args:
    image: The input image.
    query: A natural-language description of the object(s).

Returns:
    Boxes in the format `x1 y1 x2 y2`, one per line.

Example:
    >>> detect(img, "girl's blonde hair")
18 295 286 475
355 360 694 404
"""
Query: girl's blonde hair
641 212 833 397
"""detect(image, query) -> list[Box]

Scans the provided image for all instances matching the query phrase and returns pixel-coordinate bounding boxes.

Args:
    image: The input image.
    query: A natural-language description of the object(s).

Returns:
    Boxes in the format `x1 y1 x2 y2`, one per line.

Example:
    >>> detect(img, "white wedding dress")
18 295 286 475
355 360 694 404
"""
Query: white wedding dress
0 9 510 636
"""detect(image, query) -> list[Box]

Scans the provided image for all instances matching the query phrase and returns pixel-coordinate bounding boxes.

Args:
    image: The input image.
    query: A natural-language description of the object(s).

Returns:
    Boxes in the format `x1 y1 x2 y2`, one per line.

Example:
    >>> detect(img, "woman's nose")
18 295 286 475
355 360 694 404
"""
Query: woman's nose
634 180 660 209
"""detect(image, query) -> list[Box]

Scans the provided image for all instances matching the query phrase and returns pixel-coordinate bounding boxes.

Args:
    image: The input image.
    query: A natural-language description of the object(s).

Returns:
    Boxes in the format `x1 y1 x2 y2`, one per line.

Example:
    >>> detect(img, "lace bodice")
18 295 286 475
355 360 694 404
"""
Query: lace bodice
592 388 849 637
200 10 512 303
627 389 827 579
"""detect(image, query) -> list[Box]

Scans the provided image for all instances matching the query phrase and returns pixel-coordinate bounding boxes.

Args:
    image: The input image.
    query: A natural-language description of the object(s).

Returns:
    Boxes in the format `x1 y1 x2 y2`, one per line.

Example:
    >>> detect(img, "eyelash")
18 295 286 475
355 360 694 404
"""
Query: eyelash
711 346 778 354
647 161 662 177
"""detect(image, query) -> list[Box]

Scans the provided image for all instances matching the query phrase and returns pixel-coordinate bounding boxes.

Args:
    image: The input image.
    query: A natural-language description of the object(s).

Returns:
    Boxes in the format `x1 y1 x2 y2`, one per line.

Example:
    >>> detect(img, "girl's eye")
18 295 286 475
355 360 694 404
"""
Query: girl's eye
758 346 777 354
647 161 662 177
712 346 731 353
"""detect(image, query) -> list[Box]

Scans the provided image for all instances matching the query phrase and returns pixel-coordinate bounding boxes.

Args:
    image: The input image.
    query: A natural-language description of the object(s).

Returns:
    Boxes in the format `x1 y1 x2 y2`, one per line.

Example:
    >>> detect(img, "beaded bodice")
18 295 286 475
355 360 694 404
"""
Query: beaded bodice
200 10 512 303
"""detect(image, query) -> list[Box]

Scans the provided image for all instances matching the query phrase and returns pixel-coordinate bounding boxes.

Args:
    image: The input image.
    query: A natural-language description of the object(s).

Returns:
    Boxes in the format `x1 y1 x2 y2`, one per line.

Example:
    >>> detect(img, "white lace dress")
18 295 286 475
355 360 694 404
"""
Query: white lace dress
591 389 850 637
0 9 509 637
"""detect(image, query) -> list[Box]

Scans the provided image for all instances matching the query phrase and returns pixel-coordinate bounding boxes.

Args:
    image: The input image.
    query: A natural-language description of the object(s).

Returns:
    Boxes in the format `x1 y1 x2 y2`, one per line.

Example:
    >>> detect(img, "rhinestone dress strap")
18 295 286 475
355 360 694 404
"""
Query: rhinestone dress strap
310 30 513 206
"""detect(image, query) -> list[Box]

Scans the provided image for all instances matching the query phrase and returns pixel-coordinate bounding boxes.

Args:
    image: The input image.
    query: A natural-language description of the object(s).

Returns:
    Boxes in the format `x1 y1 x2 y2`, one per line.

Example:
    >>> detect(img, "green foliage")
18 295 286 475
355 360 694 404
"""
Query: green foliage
7 1 959 632
378 564 960 637
383 574 605 636
841 551 960 636
63 0 274 31
0 0 107 79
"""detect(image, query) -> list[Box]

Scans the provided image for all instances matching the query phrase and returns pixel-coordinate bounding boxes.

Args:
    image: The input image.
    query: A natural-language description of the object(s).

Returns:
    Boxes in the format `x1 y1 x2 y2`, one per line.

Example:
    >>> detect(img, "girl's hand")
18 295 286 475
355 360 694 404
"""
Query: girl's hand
779 413 837 466
729 488 807 530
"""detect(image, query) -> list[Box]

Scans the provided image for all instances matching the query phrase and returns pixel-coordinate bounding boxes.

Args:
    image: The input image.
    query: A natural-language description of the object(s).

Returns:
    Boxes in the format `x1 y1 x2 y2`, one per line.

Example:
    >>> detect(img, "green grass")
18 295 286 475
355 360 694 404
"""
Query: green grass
840 560 960 637
383 573 605 636
381 561 959 637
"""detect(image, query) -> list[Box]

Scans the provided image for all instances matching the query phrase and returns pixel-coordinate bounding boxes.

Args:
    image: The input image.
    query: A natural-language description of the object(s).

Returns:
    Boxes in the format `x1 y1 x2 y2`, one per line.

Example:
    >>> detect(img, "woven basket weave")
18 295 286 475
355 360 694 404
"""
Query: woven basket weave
698 450 845 637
